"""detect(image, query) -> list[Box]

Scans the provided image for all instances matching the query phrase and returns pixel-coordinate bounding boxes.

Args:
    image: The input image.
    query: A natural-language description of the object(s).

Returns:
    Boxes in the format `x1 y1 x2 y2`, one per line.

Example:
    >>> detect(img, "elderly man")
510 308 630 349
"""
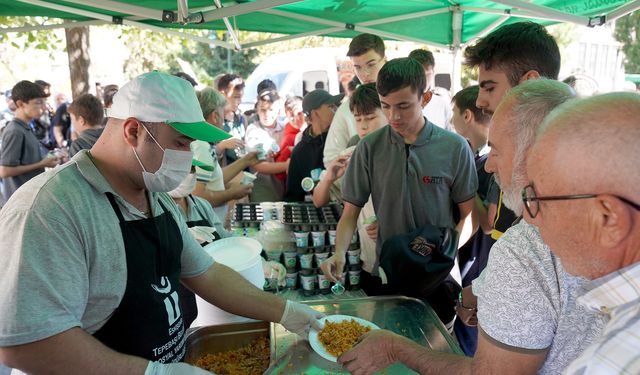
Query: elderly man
525 92 640 374
0 72 322 375
338 79 607 375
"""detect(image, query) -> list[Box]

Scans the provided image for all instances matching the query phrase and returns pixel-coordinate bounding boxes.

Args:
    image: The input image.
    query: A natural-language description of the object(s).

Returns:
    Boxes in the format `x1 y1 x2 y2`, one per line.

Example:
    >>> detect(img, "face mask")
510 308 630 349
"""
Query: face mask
132 124 193 192
168 173 197 198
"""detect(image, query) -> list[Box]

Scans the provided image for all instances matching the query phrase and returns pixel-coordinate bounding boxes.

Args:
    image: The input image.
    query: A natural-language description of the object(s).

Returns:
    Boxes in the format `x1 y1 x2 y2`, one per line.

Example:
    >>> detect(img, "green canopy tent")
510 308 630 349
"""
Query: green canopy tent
1 0 639 87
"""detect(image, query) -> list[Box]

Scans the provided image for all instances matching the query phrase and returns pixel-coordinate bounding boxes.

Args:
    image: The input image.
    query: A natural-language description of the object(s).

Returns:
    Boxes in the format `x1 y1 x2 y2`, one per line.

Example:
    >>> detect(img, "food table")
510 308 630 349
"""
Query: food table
186 296 462 374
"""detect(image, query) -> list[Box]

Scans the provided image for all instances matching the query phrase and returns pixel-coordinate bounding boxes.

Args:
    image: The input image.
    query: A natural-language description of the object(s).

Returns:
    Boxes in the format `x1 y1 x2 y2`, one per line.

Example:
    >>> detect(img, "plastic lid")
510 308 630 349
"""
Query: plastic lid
203 237 262 271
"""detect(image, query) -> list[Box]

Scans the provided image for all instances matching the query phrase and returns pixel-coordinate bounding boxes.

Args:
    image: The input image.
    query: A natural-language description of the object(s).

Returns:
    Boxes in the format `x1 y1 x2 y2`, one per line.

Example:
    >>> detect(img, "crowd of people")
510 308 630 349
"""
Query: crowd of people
0 20 639 375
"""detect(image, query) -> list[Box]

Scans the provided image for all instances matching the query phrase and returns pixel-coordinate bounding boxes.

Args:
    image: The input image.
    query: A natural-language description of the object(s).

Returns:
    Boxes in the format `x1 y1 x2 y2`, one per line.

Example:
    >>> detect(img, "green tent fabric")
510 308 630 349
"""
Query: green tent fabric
626 73 640 83
1 0 638 48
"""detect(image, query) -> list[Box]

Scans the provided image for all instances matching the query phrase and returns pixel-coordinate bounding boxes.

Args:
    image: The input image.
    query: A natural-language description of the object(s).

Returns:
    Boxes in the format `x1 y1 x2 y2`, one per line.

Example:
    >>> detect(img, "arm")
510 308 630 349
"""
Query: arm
319 202 361 282
0 156 58 178
183 262 286 322
221 151 259 184
456 197 475 249
0 327 148 375
53 125 66 147
192 181 252 208
253 160 289 174
312 154 350 207
339 325 547 375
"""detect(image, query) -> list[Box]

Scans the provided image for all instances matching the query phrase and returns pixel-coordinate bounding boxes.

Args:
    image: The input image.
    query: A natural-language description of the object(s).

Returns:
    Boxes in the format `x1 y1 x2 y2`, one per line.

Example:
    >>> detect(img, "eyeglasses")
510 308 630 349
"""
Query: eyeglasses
521 183 640 218
354 58 384 74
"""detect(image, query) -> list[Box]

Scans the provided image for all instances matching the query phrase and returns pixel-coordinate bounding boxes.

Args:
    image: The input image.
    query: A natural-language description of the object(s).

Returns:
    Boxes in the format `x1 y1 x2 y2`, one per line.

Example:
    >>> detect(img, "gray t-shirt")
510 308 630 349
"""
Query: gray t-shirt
0 118 45 202
473 220 608 375
342 121 477 253
0 150 214 347
184 195 230 238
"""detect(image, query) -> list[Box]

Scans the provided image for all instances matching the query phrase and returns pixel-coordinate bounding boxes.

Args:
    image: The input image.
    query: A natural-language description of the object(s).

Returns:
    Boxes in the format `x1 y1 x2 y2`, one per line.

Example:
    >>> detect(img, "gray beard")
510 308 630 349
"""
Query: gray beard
495 171 525 217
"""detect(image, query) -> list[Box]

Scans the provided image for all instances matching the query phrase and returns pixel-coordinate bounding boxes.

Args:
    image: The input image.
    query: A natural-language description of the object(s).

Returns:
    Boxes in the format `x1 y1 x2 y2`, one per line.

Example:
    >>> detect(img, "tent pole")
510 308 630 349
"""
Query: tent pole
358 7 450 27
606 0 640 22
243 27 343 48
461 6 576 23
200 0 303 22
461 15 509 49
58 0 162 20
213 0 242 49
451 7 463 94
0 20 105 33
490 0 588 25
15 0 234 49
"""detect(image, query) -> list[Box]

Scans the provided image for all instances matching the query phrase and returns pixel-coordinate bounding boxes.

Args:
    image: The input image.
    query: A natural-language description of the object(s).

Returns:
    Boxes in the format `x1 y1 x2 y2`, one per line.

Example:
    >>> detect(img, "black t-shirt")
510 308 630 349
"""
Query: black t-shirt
52 103 71 140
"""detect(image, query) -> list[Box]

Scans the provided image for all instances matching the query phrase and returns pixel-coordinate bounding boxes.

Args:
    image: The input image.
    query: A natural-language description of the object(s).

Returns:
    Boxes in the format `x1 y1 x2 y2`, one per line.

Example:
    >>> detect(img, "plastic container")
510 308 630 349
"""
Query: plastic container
294 231 309 248
192 238 264 326
311 231 326 247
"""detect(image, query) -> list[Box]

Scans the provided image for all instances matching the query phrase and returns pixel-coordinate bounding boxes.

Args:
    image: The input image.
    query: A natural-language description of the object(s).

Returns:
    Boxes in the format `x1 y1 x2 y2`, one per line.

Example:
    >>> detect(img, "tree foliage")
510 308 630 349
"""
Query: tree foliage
614 11 640 73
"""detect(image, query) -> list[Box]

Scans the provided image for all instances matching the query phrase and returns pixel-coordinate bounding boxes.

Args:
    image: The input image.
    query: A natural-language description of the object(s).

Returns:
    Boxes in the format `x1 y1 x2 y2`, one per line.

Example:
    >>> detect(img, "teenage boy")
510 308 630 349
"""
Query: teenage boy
320 58 477 323
0 80 59 203
323 33 387 166
285 90 342 202
216 74 247 166
408 48 453 130
68 94 105 157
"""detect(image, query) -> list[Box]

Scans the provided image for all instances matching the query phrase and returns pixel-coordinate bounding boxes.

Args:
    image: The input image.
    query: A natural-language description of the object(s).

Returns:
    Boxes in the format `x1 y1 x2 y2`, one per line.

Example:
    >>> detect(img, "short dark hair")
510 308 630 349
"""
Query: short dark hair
68 94 104 126
34 79 50 89
284 95 303 113
464 22 560 86
347 76 360 93
376 58 425 98
11 80 48 104
173 72 197 87
452 86 490 124
349 83 381 115
217 74 245 92
257 79 277 95
347 33 385 58
408 49 435 67
102 84 119 108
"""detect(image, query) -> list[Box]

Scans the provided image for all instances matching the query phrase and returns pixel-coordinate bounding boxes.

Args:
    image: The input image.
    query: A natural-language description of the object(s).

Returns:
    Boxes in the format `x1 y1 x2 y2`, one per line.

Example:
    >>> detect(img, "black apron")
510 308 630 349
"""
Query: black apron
178 194 220 329
94 193 186 363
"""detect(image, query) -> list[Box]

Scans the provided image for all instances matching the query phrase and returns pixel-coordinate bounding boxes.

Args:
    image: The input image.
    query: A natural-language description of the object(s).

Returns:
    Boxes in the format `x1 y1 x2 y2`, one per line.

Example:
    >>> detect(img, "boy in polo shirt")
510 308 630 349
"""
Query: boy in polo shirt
321 58 477 322
0 80 59 203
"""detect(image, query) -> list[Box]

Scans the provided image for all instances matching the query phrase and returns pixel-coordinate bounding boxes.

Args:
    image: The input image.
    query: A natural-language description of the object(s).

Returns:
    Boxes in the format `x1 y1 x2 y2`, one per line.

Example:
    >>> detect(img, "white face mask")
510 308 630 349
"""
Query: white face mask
168 173 197 198
132 124 193 192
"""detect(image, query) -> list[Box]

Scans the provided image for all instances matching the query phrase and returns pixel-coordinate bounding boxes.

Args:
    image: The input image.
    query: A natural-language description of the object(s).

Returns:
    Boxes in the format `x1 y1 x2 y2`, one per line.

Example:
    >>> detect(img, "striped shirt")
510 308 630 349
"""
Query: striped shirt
564 262 640 375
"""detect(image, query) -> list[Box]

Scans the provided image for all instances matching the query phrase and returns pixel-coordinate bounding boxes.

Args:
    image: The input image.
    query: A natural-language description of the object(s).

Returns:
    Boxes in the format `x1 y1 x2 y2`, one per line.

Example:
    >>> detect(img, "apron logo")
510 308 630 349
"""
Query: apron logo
151 276 172 294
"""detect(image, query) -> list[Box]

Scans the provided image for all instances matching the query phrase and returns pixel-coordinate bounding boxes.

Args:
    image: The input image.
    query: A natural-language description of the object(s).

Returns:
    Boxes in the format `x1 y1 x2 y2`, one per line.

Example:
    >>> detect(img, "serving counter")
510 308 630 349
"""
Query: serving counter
186 295 462 374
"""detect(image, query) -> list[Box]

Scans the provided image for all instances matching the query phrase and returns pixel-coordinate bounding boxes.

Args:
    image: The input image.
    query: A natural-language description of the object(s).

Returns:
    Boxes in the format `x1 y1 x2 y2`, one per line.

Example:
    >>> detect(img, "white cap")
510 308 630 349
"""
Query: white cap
108 71 230 142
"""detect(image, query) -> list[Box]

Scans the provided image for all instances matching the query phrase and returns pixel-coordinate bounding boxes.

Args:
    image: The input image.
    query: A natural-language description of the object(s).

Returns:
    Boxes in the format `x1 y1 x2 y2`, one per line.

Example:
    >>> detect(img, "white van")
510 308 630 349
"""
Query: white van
241 47 350 111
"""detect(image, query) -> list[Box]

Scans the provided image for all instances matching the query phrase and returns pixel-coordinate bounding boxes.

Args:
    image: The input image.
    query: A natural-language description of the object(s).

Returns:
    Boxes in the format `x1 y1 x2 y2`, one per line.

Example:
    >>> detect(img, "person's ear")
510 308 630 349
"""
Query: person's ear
592 195 633 249
520 70 541 83
14 99 26 109
421 91 433 108
122 117 142 147
463 109 474 125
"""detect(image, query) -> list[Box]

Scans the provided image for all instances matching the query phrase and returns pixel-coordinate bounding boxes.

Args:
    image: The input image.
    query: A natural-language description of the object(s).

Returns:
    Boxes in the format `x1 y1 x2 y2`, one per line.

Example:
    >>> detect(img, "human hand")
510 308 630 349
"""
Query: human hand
454 286 478 327
188 226 218 244
365 222 378 241
144 361 212 375
41 154 60 168
279 300 324 337
218 137 244 151
319 253 346 283
229 182 253 199
338 330 399 375
325 154 350 181
241 151 260 167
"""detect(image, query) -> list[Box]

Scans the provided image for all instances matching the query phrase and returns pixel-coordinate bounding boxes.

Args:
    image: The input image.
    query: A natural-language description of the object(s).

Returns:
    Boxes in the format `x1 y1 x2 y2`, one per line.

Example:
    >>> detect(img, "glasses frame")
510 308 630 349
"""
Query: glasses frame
354 57 384 74
522 183 640 218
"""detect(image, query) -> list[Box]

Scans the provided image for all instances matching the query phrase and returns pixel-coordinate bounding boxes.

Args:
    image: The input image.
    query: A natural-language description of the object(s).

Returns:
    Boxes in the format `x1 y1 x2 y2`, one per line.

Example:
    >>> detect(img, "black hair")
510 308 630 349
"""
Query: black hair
11 80 48 104
452 86 490 124
349 83 381 115
347 33 385 58
34 79 50 89
173 72 197 87
464 22 560 86
284 95 303 113
408 49 435 67
217 74 245 92
102 84 119 108
257 79 277 94
68 94 104 126
376 58 425 98
347 75 361 93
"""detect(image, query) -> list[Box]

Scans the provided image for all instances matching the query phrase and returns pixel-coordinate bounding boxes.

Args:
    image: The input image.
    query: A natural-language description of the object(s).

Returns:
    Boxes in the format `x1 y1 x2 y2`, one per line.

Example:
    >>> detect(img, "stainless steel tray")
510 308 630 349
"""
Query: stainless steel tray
266 295 462 374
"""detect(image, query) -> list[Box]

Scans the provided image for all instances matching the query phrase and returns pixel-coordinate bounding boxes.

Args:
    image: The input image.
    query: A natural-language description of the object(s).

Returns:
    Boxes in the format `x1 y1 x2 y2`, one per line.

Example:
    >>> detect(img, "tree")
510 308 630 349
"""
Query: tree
65 26 91 99
615 11 640 73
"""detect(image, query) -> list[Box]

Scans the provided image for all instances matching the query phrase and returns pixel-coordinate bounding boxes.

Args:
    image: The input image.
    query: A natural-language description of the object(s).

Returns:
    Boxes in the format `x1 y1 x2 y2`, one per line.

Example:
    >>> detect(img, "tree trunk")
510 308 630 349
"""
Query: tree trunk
65 26 91 99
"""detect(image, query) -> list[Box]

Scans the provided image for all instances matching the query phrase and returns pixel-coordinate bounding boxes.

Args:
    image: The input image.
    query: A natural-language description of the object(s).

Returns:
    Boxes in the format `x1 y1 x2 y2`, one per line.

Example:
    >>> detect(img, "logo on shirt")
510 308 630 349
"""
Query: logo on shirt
422 176 444 185
152 276 182 326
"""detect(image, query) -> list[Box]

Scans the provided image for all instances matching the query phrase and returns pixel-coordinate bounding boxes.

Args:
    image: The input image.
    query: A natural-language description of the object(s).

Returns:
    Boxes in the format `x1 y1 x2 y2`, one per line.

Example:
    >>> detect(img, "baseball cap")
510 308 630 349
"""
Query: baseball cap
192 158 214 171
302 90 344 115
258 89 280 103
108 71 230 142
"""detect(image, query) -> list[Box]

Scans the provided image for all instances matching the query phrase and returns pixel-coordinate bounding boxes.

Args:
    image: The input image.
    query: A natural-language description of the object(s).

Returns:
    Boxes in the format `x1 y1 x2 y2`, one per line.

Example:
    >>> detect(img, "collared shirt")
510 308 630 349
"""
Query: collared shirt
322 100 357 166
564 262 640 375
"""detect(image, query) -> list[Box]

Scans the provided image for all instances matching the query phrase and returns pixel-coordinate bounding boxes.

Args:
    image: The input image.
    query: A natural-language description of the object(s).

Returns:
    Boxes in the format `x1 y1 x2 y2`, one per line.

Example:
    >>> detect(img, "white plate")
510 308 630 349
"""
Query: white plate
308 314 380 362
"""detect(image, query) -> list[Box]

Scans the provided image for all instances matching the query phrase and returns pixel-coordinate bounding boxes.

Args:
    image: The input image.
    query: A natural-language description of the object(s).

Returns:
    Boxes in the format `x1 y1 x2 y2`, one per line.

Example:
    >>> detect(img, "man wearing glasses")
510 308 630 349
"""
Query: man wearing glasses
525 92 640 374
338 79 607 375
